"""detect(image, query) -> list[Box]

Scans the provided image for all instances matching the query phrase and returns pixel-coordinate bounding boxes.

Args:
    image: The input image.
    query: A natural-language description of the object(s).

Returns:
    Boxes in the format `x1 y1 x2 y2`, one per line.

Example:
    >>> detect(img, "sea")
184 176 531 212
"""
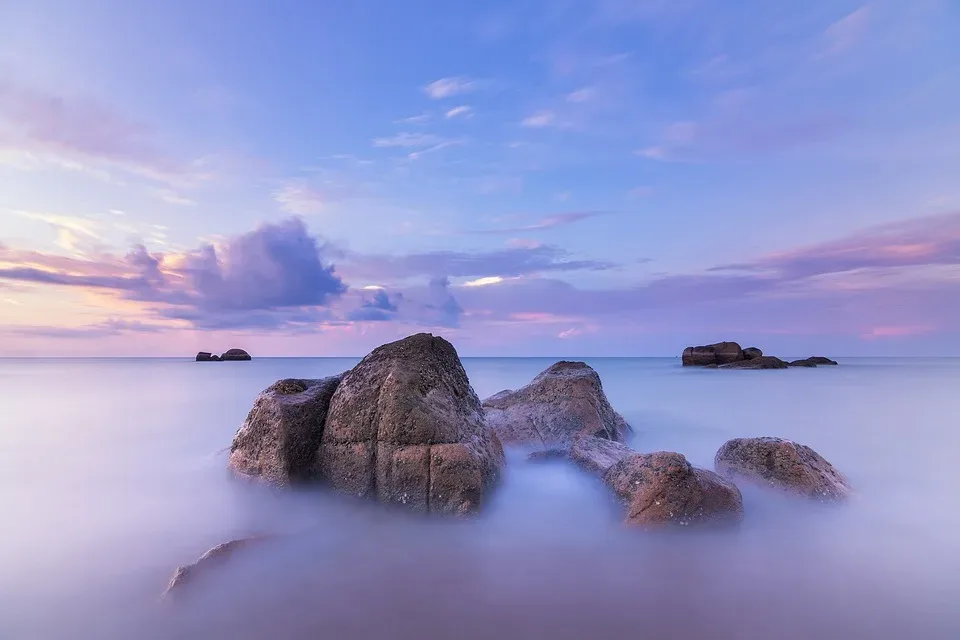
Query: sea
1 357 958 639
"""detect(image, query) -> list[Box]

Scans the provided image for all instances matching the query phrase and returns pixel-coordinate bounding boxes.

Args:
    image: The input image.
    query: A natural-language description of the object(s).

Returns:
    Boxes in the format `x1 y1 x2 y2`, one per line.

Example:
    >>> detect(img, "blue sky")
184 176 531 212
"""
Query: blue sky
1 0 960 356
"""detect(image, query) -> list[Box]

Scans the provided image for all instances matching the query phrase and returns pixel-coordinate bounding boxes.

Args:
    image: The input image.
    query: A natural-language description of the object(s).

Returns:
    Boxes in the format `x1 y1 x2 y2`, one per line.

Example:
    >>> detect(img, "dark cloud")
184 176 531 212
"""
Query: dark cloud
347 289 402 322
7 319 167 339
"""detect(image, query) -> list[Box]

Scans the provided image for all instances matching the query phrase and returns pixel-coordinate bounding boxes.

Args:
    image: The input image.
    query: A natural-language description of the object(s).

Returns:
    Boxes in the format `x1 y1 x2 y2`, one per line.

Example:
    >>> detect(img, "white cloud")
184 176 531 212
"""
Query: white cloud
423 77 481 99
507 238 543 250
396 113 431 124
407 139 464 160
558 327 582 339
566 87 596 103
462 276 505 288
273 181 326 215
522 111 558 128
445 105 473 119
372 132 444 148
635 146 667 160
151 189 197 206
823 6 871 56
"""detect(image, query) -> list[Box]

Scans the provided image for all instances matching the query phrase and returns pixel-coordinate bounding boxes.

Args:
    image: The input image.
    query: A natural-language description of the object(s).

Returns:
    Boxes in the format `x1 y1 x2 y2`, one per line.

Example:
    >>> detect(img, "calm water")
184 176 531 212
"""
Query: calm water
1 357 958 639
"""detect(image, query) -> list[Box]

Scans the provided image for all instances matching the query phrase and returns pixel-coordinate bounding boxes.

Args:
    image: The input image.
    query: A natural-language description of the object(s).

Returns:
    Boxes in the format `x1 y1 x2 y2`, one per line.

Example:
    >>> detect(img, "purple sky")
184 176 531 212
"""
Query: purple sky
2 0 959 356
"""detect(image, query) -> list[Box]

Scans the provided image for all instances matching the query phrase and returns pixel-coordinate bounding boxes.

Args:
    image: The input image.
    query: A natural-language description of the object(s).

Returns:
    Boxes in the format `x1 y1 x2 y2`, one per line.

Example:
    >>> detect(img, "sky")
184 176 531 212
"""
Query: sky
1 0 959 357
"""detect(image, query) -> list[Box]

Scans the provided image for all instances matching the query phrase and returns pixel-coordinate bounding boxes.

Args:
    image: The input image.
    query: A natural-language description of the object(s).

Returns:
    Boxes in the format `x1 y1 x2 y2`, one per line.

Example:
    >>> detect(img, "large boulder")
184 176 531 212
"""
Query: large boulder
682 342 744 366
221 348 252 361
604 452 744 529
742 347 763 360
789 357 838 367
229 376 343 485
318 333 504 516
714 437 851 502
482 361 630 451
719 356 789 370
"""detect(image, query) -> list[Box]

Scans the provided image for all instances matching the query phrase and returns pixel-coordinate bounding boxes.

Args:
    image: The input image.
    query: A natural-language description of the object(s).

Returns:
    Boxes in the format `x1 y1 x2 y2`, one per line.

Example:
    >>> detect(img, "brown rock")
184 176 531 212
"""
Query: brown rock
714 437 851 502
482 361 630 451
220 348 252 361
162 536 271 599
604 452 744 529
742 347 763 360
719 356 789 370
318 333 503 516
789 356 838 367
682 342 744 366
229 376 343 485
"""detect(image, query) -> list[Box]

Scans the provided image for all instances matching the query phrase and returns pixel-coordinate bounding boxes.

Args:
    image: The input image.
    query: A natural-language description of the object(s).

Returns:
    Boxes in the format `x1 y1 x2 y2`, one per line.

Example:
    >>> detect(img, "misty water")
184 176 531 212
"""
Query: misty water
1 357 958 639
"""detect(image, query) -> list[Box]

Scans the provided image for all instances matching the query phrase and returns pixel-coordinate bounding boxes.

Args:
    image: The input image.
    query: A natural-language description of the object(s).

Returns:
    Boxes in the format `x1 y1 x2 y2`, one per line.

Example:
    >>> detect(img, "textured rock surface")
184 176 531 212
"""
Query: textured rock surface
719 356 789 370
682 342 744 366
229 376 343 485
319 333 503 516
604 452 744 529
569 435 635 476
714 437 851 502
163 536 271 598
221 348 252 361
742 347 763 360
789 357 839 367
482 361 630 451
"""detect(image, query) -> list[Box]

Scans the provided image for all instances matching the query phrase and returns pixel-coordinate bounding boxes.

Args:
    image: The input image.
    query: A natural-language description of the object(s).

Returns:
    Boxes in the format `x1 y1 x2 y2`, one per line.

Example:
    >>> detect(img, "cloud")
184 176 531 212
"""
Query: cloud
423 277 463 328
273 181 327 215
823 6 871 56
0 75 198 185
445 106 473 119
8 319 169 339
468 211 605 234
11 210 105 253
372 132 446 148
566 87 596 103
521 111 566 128
423 77 482 99
396 113 431 124
347 289 401 322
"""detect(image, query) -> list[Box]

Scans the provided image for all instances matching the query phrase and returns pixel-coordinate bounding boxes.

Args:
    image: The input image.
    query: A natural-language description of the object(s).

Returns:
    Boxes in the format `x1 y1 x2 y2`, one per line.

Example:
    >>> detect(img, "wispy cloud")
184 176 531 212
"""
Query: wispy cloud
566 87 596 103
395 113 431 125
445 105 473 119
273 181 327 214
468 211 605 235
423 77 482 99
521 111 567 128
372 132 445 148
822 6 872 56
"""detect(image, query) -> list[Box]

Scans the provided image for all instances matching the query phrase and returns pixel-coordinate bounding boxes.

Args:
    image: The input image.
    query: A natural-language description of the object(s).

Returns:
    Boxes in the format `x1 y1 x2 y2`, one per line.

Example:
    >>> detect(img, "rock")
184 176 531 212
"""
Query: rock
682 342 744 366
229 376 344 485
719 356 789 370
163 536 271 599
527 448 569 462
714 437 851 502
789 356 838 367
569 435 635 476
196 352 214 362
210 354 220 361
482 361 631 451
604 452 744 529
318 333 504 516
742 347 763 360
220 348 252 361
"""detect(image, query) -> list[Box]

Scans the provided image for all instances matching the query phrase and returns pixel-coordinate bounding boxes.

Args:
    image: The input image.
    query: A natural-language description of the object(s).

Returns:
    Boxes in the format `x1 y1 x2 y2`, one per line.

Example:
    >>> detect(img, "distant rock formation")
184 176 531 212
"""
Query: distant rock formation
196 348 251 361
788 357 839 367
720 356 789 370
714 437 851 502
681 342 744 366
682 342 837 369
482 361 631 452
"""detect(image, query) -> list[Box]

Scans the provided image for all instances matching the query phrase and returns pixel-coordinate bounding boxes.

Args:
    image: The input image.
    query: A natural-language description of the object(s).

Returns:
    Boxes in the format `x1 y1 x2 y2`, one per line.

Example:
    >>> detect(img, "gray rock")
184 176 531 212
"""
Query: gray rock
482 361 630 452
220 348 252 361
163 536 272 599
789 357 838 367
569 435 635 476
682 342 744 366
195 351 214 362
719 356 789 370
229 376 343 485
742 347 763 360
604 452 744 529
318 333 504 516
714 437 851 502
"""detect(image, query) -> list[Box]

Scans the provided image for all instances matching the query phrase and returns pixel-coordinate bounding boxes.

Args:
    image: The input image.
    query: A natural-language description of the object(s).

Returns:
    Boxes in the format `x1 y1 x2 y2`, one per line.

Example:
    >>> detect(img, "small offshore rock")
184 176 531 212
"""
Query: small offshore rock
220 348 252 361
789 356 838 367
719 356 789 370
682 342 744 366
196 351 214 362
742 347 763 360
714 437 851 502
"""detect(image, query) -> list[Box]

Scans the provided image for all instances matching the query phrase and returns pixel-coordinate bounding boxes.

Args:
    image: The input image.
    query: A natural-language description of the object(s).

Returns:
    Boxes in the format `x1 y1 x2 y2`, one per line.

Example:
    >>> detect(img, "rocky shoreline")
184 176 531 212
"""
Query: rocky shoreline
166 333 850 595
682 342 838 369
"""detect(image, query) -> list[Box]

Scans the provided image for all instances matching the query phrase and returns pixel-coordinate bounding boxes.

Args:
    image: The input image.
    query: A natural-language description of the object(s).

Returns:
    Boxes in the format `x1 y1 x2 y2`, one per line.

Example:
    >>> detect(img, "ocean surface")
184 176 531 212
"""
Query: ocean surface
1 356 958 639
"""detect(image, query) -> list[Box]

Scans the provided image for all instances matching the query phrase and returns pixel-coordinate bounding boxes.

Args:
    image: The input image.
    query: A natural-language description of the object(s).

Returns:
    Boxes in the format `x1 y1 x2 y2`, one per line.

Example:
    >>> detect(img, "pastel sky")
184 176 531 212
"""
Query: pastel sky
2 0 959 357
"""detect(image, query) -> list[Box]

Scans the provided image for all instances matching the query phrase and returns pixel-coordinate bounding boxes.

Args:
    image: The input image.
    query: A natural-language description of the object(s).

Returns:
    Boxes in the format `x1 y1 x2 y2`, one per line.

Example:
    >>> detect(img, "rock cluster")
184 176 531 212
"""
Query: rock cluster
197 348 252 362
682 341 837 369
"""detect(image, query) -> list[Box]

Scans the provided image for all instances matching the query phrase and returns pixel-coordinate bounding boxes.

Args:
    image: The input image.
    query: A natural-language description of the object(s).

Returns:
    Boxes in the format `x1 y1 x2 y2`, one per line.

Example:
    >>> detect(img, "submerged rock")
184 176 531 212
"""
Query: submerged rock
714 437 851 502
229 376 343 485
482 361 630 451
682 342 744 366
163 536 272 599
220 348 252 361
318 333 504 516
742 347 763 360
569 435 635 476
719 356 789 370
604 452 744 529
789 357 838 367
